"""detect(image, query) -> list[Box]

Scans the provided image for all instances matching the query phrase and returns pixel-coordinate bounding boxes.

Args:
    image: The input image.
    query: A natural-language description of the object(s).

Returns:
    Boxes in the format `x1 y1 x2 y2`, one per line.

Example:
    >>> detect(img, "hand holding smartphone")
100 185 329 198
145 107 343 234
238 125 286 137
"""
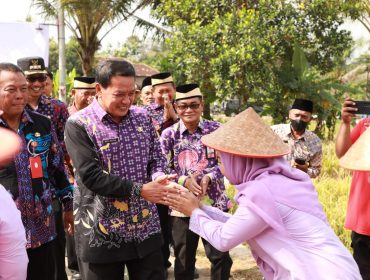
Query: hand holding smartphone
353 100 370 115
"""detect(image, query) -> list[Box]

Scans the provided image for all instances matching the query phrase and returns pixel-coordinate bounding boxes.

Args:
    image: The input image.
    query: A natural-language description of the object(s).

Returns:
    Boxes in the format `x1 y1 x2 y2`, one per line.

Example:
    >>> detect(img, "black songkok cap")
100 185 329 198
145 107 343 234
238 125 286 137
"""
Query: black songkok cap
141 76 151 89
291 98 313 113
151 72 173 86
17 56 47 76
175 84 202 101
73 77 96 89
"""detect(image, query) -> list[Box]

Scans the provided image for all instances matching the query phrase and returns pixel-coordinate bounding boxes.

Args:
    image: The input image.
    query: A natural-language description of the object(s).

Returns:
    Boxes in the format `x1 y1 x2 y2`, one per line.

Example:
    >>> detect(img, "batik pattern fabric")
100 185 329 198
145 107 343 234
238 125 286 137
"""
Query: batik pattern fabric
0 111 73 248
26 95 69 154
144 103 177 135
271 123 322 178
160 119 229 217
65 99 166 262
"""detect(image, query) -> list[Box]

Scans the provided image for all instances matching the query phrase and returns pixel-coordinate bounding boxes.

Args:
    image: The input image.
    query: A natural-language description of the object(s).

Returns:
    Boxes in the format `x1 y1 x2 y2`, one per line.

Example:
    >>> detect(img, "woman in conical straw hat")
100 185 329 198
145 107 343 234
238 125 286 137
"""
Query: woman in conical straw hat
166 108 361 279
0 125 28 280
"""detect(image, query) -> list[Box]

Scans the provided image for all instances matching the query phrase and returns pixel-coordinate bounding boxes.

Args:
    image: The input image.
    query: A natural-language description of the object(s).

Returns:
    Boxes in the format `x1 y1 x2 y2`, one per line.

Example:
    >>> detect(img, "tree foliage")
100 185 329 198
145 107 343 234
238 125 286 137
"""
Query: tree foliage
49 37 83 75
152 0 364 135
34 0 152 75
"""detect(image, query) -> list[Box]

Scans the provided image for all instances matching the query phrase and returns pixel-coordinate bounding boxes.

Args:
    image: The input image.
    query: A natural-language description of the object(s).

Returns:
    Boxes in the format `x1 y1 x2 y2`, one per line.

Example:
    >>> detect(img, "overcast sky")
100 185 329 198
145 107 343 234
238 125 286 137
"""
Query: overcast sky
0 0 368 56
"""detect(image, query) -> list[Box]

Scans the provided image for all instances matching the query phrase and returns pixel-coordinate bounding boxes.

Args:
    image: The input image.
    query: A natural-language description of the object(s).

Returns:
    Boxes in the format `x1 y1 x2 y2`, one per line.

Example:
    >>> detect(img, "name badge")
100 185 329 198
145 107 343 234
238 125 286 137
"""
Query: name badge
205 147 216 159
102 137 119 145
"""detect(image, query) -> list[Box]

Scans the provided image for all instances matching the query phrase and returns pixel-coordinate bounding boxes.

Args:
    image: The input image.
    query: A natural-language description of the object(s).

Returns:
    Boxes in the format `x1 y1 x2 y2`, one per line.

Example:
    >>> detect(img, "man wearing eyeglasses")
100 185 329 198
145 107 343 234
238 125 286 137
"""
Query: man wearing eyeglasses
0 62 74 280
160 84 233 280
17 56 72 280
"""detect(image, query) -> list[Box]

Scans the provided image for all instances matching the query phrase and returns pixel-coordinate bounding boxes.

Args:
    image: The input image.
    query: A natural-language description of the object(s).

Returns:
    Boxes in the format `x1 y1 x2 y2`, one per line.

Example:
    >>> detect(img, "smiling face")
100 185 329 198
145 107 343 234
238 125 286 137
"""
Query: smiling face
175 97 203 125
152 83 175 106
97 75 135 123
25 73 47 99
0 70 28 119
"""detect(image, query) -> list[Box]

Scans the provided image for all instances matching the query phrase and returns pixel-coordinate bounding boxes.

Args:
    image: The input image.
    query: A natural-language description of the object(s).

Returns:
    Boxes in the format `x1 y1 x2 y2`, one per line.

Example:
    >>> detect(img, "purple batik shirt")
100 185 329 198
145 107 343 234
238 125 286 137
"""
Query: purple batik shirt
0 111 73 249
160 119 229 216
26 95 69 154
144 103 177 135
65 99 166 263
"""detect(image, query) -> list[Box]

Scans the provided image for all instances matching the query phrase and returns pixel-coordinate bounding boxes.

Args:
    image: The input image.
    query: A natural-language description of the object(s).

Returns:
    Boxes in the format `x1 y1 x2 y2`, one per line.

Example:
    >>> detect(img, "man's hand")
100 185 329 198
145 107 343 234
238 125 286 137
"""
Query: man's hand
200 175 211 198
141 181 184 205
155 174 177 184
184 174 202 196
166 190 200 216
341 97 357 124
64 210 74 235
163 94 177 122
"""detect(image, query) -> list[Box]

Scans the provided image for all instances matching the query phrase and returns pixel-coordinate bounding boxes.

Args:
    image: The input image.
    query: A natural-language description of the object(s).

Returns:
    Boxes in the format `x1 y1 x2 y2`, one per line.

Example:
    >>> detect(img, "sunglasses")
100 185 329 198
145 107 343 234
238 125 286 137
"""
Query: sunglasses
26 75 47 83
176 103 201 111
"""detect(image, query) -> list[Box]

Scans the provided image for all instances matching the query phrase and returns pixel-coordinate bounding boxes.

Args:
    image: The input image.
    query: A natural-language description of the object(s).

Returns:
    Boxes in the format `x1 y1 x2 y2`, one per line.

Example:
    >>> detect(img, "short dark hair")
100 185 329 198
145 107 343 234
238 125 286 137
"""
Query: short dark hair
45 67 53 80
0 63 24 76
95 59 135 89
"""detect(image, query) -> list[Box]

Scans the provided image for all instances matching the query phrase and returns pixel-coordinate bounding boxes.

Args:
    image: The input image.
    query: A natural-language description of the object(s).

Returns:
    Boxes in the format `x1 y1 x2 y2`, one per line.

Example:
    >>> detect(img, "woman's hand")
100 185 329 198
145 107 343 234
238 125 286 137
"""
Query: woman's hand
166 190 200 216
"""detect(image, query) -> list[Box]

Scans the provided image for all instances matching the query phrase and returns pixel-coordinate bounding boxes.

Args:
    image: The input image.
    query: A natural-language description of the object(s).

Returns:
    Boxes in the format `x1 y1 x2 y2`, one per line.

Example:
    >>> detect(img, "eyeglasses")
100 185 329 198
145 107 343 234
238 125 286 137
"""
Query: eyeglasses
176 103 201 111
26 75 47 83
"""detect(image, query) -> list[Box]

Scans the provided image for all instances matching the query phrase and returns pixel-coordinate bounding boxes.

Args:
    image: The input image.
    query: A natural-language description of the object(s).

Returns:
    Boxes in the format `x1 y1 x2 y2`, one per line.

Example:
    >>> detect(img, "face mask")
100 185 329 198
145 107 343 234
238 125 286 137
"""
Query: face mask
290 119 308 132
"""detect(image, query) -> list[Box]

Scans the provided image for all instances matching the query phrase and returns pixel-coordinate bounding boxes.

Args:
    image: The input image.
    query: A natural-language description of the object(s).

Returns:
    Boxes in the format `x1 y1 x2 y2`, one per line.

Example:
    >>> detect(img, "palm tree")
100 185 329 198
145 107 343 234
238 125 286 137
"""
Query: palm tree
34 0 153 75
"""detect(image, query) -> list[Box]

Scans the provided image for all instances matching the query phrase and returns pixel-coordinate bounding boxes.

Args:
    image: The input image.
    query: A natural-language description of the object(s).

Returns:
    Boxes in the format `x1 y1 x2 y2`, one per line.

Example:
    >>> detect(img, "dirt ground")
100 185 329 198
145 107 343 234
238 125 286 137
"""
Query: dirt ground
166 243 263 280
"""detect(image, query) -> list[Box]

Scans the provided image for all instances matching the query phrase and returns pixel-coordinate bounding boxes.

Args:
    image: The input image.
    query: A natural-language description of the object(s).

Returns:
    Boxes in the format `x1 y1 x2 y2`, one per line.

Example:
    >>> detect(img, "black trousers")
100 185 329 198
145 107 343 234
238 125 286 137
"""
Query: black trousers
78 248 165 280
53 199 68 280
171 216 233 280
352 231 370 280
66 231 79 272
157 203 172 268
27 241 55 280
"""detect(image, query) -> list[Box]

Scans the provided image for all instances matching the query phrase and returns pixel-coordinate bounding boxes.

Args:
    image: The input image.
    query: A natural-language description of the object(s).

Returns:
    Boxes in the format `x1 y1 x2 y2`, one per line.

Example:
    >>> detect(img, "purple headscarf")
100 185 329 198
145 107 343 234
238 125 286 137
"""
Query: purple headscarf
220 152 328 234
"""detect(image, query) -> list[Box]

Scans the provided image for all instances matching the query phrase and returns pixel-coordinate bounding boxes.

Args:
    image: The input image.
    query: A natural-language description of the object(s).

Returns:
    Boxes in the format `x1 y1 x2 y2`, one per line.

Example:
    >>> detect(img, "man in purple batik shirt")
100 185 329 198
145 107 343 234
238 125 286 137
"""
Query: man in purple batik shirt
65 59 179 280
160 83 232 280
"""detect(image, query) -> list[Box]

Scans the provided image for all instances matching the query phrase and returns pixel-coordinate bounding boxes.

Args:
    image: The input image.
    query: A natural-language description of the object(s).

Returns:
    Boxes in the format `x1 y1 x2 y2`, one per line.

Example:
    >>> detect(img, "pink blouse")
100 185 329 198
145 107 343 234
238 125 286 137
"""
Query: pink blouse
190 204 361 279
0 185 28 280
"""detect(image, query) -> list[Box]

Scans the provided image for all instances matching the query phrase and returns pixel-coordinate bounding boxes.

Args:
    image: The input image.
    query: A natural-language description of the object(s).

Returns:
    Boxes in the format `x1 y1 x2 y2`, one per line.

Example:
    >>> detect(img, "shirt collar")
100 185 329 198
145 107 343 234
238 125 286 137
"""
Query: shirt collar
179 118 204 135
91 98 109 122
0 110 33 128
91 98 132 123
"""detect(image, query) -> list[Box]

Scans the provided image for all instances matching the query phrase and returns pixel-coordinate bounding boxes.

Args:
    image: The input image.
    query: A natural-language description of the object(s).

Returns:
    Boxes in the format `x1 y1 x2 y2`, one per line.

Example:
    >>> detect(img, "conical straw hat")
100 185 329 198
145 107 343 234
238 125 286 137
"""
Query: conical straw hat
201 107 290 158
0 128 21 163
339 127 370 171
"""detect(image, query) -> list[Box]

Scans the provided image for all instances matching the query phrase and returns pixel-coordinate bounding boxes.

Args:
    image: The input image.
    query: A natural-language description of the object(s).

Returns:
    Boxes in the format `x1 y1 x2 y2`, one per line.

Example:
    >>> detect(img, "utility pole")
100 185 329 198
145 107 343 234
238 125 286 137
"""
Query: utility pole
57 0 66 102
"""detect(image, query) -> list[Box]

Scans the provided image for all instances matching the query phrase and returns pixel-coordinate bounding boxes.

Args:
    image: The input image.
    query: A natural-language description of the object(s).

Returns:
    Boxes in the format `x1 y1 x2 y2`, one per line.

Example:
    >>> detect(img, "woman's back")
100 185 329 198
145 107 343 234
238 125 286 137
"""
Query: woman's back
249 202 361 280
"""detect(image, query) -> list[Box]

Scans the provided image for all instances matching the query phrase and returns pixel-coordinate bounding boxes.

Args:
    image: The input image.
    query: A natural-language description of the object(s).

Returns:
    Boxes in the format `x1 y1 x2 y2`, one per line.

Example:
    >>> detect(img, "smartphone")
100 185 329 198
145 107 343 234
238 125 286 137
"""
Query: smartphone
353 100 370 115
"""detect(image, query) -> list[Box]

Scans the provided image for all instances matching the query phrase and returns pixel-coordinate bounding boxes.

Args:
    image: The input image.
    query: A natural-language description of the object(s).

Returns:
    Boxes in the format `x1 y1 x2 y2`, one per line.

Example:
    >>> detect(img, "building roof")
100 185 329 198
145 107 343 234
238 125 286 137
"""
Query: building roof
133 63 159 77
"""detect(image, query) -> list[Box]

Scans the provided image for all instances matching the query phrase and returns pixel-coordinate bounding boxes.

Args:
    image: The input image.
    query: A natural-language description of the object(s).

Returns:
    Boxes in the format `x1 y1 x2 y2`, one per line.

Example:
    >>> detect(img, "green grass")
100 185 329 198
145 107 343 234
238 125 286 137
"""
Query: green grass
314 141 352 250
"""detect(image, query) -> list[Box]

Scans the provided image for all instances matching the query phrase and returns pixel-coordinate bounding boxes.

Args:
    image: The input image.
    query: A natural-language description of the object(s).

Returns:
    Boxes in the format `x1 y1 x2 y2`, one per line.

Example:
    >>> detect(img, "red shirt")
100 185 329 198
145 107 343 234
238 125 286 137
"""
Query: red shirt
345 118 370 235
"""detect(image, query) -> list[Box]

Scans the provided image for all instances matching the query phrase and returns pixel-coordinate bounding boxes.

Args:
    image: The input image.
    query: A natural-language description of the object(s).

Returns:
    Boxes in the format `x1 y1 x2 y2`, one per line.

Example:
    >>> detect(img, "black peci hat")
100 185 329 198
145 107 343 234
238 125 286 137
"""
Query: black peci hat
175 84 203 101
291 98 313 113
151 72 173 86
73 77 96 89
141 76 152 89
17 56 47 76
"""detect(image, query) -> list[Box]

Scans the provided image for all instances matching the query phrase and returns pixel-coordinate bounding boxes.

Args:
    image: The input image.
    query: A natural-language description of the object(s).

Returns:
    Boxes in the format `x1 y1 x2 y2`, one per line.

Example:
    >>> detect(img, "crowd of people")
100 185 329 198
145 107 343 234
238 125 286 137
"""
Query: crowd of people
0 56 368 280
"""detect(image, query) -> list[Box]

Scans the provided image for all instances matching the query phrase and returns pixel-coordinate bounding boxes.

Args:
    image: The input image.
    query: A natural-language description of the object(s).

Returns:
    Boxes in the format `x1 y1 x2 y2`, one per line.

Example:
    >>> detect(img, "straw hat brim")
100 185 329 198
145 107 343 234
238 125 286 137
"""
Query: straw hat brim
339 127 370 171
0 128 21 162
201 107 290 158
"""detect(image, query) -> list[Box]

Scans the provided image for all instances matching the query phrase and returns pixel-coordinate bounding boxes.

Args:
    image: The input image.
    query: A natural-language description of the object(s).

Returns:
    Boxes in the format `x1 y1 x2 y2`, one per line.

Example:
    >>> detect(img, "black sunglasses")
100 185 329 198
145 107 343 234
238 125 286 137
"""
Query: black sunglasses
176 103 201 111
26 75 47 83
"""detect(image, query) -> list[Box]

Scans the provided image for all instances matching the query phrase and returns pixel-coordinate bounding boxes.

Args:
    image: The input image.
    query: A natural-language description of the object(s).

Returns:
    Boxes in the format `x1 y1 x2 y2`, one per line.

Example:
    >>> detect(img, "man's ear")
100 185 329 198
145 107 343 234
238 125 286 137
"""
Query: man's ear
71 89 76 97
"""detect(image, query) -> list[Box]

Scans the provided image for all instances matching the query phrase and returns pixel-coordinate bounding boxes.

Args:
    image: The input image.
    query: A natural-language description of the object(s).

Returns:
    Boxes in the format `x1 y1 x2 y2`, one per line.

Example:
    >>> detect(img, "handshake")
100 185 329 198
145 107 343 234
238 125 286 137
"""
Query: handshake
141 174 200 216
